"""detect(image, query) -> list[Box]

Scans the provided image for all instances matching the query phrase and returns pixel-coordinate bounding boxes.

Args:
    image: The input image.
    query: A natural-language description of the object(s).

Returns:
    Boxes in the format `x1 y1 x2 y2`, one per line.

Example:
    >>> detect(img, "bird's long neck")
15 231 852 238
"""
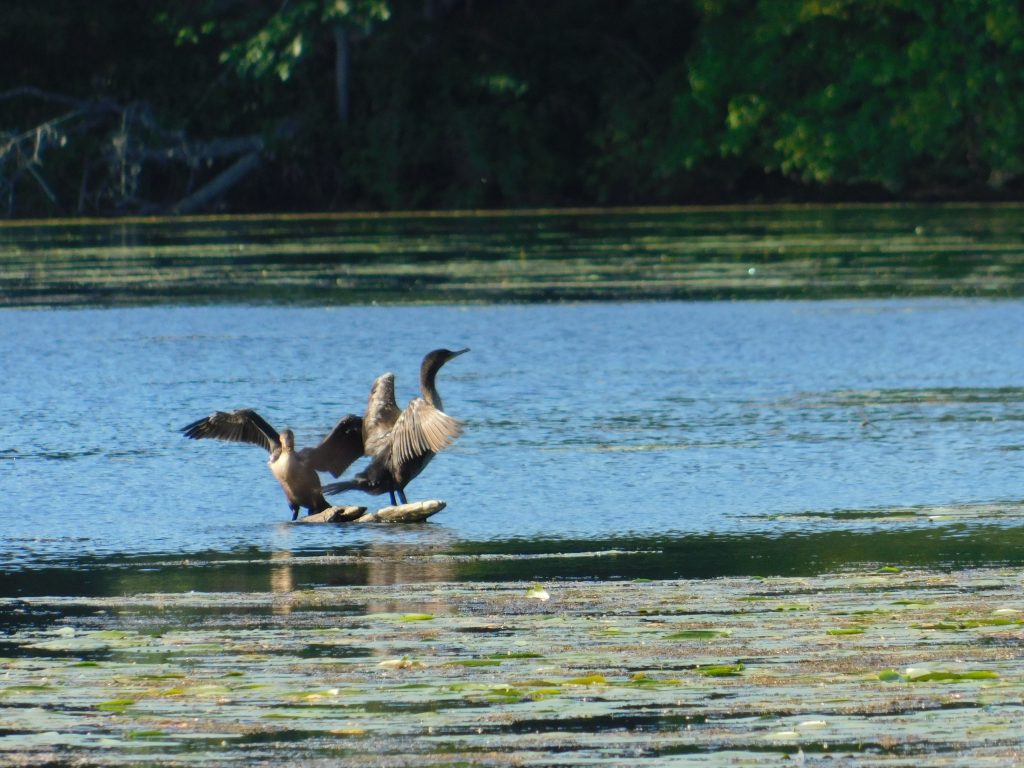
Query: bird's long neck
419 360 444 410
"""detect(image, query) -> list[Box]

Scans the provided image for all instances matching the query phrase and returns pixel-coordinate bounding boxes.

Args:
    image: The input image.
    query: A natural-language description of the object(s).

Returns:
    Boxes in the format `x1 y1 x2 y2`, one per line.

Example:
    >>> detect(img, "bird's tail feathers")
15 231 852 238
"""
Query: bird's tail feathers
322 474 392 497
322 479 361 496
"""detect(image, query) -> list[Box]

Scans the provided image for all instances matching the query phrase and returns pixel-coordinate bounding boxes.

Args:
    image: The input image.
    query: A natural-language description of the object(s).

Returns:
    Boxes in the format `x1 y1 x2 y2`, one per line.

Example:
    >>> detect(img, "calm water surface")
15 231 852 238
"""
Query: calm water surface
6 207 1024 767
4 297 1024 594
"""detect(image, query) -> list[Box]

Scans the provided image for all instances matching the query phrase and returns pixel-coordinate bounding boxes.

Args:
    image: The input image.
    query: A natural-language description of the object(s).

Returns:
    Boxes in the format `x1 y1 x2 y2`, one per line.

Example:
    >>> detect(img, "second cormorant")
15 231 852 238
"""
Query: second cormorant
322 347 468 505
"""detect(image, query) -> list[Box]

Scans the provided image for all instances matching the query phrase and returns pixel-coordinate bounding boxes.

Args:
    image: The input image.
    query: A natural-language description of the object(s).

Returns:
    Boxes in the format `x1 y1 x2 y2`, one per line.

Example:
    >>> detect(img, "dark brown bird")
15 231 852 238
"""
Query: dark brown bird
181 409 365 520
323 348 468 506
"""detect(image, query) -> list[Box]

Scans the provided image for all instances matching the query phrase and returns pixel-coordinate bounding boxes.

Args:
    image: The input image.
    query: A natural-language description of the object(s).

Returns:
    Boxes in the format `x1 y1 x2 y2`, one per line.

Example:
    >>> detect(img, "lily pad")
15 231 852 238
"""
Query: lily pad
697 664 744 677
666 629 731 640
903 668 999 682
487 652 542 660
97 699 134 712
565 674 607 686
378 657 425 670
525 584 550 601
879 667 999 683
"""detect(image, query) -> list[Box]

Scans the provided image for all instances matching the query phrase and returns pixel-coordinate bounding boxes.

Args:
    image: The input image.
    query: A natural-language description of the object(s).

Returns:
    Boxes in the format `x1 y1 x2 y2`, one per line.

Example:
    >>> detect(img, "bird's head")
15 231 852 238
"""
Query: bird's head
421 347 469 377
369 372 396 403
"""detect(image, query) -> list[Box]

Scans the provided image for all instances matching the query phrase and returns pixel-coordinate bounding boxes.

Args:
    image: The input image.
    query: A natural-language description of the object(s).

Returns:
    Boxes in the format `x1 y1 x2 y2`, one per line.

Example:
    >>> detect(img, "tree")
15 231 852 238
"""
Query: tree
685 0 1024 195
0 2 275 215
171 0 391 127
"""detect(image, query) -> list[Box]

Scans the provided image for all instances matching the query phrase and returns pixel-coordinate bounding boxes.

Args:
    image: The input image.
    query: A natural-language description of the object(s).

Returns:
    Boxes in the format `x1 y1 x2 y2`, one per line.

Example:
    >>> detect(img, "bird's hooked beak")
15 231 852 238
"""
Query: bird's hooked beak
449 347 470 359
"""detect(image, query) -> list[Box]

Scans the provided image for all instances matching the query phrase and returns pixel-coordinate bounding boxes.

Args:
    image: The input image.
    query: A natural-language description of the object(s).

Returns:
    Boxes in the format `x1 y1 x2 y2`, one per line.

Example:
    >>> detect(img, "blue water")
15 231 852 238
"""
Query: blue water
4 298 1024 582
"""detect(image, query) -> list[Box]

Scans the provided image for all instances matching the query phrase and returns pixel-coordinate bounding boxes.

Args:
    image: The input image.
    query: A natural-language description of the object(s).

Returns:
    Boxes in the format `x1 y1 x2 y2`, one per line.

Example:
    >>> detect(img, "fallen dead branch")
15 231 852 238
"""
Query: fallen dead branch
0 88 279 216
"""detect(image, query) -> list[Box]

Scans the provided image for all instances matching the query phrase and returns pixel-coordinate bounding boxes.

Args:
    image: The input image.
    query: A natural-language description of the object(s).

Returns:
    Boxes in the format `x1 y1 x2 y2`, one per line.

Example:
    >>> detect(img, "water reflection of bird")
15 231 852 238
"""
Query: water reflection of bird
323 348 468 506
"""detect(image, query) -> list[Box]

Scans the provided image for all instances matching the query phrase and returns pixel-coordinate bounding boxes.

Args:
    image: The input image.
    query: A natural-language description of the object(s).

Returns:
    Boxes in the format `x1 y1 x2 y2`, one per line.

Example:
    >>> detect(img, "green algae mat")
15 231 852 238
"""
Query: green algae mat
2 568 1024 766
8 205 1024 306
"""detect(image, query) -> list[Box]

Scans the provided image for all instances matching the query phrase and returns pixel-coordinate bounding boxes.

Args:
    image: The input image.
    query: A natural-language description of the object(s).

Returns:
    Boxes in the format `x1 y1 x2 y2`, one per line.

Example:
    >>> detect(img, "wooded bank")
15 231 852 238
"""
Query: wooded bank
3 1 1023 218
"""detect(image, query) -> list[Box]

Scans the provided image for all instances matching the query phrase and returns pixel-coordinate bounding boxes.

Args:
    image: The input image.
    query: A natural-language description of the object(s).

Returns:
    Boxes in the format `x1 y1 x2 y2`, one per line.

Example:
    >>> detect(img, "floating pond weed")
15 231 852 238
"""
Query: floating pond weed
3 570 1024 764
666 629 732 640
696 663 745 677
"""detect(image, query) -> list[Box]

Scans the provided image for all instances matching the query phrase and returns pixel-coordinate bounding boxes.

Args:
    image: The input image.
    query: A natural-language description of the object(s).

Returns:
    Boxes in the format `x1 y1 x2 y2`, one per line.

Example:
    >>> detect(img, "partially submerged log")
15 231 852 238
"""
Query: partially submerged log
294 500 446 524
294 505 366 524
356 500 446 523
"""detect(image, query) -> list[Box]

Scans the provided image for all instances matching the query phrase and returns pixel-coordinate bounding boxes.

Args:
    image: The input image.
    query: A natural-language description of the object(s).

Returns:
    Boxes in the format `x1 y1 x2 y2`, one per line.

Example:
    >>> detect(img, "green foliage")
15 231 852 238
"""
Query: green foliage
210 1 390 82
687 0 1024 194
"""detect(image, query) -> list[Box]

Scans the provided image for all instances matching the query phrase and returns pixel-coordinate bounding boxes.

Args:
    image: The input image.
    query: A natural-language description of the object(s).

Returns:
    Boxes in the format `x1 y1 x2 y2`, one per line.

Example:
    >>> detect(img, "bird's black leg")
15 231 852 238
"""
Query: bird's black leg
397 488 408 505
388 490 397 506
291 505 300 521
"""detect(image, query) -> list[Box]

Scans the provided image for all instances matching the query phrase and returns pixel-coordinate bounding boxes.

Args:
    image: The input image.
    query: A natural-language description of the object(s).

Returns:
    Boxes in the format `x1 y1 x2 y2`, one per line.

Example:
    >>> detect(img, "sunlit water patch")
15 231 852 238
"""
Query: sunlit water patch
6 210 1024 767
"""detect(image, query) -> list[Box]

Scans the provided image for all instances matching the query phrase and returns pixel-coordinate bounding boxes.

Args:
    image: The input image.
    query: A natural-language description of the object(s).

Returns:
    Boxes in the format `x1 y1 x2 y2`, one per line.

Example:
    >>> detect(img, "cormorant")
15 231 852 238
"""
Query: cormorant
180 408 364 520
322 347 468 506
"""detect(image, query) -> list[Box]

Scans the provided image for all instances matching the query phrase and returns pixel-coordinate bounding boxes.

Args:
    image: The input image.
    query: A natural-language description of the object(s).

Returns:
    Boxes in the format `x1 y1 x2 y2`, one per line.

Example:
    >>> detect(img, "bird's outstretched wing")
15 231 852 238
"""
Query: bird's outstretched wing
388 398 464 475
303 414 365 477
363 372 401 457
180 409 279 453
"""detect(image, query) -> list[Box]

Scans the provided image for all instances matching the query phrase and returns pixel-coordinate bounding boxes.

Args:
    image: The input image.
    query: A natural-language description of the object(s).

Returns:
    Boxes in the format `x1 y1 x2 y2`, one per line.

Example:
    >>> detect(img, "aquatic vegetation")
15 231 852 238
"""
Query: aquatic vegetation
914 617 1024 631
564 674 607 686
1 568 1024 765
879 667 1001 683
696 663 745 677
525 584 550 601
97 698 135 712
10 207 1024 307
665 629 732 640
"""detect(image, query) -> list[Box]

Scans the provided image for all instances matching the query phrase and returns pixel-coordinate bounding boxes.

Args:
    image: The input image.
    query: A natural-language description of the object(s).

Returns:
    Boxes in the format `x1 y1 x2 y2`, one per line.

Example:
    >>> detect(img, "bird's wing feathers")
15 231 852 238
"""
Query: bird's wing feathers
303 414 365 477
362 373 401 457
180 409 279 453
388 398 464 474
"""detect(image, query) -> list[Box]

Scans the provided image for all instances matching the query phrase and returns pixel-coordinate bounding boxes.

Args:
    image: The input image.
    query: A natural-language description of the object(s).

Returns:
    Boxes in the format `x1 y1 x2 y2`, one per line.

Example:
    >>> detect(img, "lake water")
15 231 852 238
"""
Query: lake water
4 206 1024 596
5 207 1024 767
